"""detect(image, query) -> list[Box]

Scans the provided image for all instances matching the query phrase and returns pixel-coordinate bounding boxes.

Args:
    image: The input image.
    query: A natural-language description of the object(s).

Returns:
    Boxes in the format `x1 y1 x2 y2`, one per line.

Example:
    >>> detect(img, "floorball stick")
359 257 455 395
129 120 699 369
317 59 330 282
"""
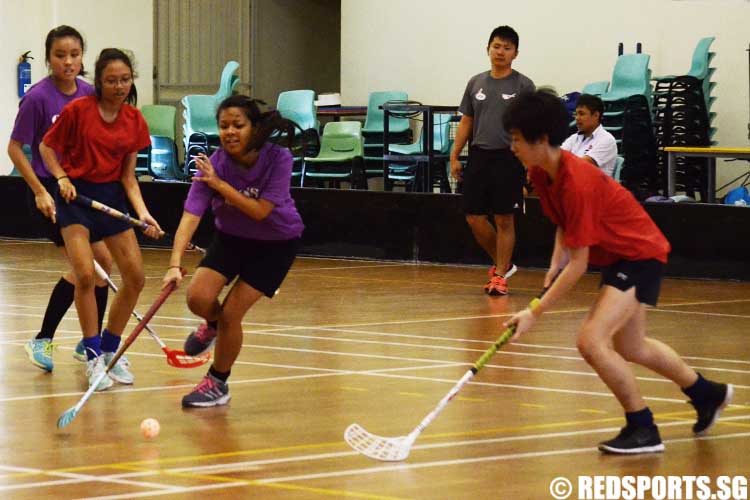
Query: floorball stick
93 260 209 369
73 194 206 253
57 273 183 428
345 271 563 461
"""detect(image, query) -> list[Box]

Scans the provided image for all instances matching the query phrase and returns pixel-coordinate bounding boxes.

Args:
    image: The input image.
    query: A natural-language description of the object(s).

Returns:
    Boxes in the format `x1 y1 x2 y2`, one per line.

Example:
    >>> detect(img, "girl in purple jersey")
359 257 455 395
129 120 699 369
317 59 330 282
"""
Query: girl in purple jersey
6 25 112 372
163 95 303 407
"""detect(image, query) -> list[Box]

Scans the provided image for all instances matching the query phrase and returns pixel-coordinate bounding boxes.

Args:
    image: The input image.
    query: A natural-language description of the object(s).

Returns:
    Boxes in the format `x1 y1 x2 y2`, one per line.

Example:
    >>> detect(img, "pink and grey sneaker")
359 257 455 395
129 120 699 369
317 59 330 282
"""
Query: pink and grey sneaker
183 323 217 356
182 374 231 408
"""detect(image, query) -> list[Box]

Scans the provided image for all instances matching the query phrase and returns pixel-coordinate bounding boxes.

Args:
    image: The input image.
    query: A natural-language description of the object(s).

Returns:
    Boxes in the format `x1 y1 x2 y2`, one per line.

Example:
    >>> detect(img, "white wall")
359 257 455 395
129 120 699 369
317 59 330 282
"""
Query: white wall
341 0 750 193
1 0 153 174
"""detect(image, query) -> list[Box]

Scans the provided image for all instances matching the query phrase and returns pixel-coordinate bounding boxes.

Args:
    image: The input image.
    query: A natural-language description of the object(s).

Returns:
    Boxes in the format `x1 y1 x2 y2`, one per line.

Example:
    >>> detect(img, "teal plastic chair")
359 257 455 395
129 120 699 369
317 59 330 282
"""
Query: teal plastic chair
214 61 240 103
582 81 610 96
362 90 410 139
277 90 318 134
613 155 624 183
387 114 453 192
687 37 716 80
303 121 365 189
181 61 240 160
600 54 652 103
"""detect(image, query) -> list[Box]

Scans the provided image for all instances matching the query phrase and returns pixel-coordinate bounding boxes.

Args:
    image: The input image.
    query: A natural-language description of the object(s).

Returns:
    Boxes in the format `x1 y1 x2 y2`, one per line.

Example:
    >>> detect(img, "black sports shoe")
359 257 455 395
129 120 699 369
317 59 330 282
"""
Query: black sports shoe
690 382 734 435
598 425 665 455
184 323 217 356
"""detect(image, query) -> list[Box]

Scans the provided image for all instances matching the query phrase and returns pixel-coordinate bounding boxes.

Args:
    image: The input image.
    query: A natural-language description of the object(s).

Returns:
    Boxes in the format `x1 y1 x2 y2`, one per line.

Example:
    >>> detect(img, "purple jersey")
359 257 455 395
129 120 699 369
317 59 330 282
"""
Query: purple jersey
184 143 304 240
10 77 94 178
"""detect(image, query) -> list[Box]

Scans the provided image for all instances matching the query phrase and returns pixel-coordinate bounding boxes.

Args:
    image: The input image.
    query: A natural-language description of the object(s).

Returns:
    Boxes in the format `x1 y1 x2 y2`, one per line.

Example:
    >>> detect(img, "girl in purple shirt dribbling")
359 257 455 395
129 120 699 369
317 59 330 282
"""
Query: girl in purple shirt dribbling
162 95 304 408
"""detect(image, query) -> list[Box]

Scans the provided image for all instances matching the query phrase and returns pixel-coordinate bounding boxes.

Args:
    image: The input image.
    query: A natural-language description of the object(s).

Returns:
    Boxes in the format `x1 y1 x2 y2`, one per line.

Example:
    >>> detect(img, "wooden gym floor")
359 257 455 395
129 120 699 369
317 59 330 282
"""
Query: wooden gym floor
0 238 749 499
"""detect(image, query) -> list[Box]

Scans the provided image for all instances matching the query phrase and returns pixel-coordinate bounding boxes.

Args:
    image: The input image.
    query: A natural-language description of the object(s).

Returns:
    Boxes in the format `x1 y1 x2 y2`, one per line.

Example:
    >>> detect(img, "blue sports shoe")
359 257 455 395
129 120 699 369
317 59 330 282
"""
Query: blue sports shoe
25 338 55 372
72 339 87 362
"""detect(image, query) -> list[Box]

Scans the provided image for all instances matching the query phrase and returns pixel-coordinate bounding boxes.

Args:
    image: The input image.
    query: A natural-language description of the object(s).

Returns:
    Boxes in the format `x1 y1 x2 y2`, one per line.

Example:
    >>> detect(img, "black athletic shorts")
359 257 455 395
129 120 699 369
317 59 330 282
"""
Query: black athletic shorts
199 231 300 298
600 259 665 306
462 146 525 215
55 179 132 241
29 177 104 246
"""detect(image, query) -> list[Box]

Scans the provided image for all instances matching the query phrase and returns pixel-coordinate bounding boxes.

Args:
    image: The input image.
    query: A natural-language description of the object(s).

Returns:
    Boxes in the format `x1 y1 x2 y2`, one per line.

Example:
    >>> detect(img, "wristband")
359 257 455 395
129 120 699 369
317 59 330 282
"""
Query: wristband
56 175 69 182
168 265 181 269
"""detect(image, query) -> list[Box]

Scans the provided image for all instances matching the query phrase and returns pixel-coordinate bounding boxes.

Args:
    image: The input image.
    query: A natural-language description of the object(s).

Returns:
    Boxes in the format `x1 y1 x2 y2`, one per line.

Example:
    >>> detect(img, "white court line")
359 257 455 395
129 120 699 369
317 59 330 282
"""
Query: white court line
0 362 460 403
243 335 750 375
0 466 180 494
71 423 750 499
170 416 750 475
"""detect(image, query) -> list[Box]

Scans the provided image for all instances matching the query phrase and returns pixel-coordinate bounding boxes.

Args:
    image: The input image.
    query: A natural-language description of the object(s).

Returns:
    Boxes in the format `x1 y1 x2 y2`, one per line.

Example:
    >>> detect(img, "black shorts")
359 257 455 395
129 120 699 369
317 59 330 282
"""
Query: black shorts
27 177 104 247
462 146 525 215
199 231 300 298
55 179 132 241
600 259 665 306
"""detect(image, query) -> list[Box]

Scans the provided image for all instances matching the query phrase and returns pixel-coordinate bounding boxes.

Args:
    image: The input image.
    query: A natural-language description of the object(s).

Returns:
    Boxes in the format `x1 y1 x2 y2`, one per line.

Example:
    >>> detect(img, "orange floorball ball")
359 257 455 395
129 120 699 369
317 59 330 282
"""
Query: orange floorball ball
140 418 160 439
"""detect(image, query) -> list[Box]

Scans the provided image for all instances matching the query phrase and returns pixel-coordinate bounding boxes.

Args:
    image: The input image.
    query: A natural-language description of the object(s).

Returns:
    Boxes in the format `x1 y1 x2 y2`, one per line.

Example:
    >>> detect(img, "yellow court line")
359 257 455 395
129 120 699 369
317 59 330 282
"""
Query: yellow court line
19 408 750 479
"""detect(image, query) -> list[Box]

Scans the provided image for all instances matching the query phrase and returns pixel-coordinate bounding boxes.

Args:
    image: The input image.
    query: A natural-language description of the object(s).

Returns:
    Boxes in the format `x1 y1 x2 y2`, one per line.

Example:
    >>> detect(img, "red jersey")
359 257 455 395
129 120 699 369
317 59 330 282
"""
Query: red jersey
42 95 151 183
529 150 670 266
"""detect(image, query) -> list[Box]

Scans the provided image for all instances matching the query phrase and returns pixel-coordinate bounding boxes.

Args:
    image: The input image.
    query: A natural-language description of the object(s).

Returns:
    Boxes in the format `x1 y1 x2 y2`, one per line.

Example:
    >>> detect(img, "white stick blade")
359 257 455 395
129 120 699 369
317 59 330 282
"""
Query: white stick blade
344 423 413 462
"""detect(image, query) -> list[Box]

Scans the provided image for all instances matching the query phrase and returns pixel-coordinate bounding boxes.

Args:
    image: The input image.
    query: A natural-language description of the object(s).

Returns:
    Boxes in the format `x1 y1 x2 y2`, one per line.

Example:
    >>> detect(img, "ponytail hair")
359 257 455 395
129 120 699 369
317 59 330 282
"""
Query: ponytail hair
216 95 296 151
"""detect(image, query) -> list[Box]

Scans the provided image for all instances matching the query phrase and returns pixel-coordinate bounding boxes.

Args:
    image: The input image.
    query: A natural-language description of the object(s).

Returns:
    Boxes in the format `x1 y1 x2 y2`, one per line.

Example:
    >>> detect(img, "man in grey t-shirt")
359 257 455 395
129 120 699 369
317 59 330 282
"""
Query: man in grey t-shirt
450 25 535 296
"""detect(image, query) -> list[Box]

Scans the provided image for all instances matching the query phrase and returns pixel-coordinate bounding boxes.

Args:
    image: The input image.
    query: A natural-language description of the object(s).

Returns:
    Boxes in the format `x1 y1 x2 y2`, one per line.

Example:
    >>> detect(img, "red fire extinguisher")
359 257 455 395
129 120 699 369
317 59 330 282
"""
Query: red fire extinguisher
18 51 34 98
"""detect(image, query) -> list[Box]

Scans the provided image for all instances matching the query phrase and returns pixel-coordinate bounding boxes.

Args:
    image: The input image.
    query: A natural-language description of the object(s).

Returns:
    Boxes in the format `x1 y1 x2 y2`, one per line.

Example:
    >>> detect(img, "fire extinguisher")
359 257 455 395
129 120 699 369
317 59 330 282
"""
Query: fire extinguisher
17 51 34 98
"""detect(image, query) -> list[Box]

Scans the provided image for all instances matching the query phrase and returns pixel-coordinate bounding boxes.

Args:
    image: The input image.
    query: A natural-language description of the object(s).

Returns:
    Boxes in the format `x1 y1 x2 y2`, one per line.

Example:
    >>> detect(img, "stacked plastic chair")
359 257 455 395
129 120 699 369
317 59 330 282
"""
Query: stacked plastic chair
275 90 320 186
652 37 716 200
361 91 412 182
599 54 658 198
181 61 240 178
386 114 453 192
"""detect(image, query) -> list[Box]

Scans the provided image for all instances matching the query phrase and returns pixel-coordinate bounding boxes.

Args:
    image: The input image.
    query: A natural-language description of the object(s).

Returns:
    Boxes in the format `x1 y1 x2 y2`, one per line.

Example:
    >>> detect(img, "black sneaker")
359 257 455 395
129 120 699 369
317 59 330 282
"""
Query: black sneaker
184 323 217 356
690 382 734 435
182 374 231 408
598 425 665 455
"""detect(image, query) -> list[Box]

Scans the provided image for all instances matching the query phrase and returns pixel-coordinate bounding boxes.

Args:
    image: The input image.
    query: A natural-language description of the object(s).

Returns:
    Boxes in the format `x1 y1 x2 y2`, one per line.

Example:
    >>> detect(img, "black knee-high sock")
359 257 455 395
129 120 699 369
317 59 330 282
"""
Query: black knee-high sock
95 285 109 334
37 278 75 340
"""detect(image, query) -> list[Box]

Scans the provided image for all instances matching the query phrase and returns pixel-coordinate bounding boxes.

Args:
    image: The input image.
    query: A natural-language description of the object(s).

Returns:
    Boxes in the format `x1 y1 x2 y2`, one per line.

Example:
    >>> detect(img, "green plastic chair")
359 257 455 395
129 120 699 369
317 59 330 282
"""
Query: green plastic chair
303 121 365 189
141 104 176 140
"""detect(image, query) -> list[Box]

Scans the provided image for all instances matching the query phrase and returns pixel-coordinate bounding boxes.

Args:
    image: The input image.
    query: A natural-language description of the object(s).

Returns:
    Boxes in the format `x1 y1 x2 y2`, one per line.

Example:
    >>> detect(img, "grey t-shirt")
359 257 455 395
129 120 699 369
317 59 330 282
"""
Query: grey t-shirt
459 70 535 149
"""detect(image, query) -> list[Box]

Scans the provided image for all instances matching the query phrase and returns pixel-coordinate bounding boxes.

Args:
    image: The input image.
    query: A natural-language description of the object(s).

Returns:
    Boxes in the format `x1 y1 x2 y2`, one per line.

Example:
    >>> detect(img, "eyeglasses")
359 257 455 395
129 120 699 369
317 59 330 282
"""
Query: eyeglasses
102 77 133 87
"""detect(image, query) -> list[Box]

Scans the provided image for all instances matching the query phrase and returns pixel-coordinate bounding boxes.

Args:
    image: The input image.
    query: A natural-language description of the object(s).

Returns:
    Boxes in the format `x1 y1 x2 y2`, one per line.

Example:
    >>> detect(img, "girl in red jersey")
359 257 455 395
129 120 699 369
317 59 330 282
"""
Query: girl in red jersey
501 90 732 455
40 48 162 391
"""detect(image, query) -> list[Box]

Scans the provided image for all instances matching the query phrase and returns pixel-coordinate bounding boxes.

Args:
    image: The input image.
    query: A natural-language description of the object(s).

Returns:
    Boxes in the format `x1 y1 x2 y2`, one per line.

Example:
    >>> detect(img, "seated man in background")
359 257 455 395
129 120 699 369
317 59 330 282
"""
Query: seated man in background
561 94 618 177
